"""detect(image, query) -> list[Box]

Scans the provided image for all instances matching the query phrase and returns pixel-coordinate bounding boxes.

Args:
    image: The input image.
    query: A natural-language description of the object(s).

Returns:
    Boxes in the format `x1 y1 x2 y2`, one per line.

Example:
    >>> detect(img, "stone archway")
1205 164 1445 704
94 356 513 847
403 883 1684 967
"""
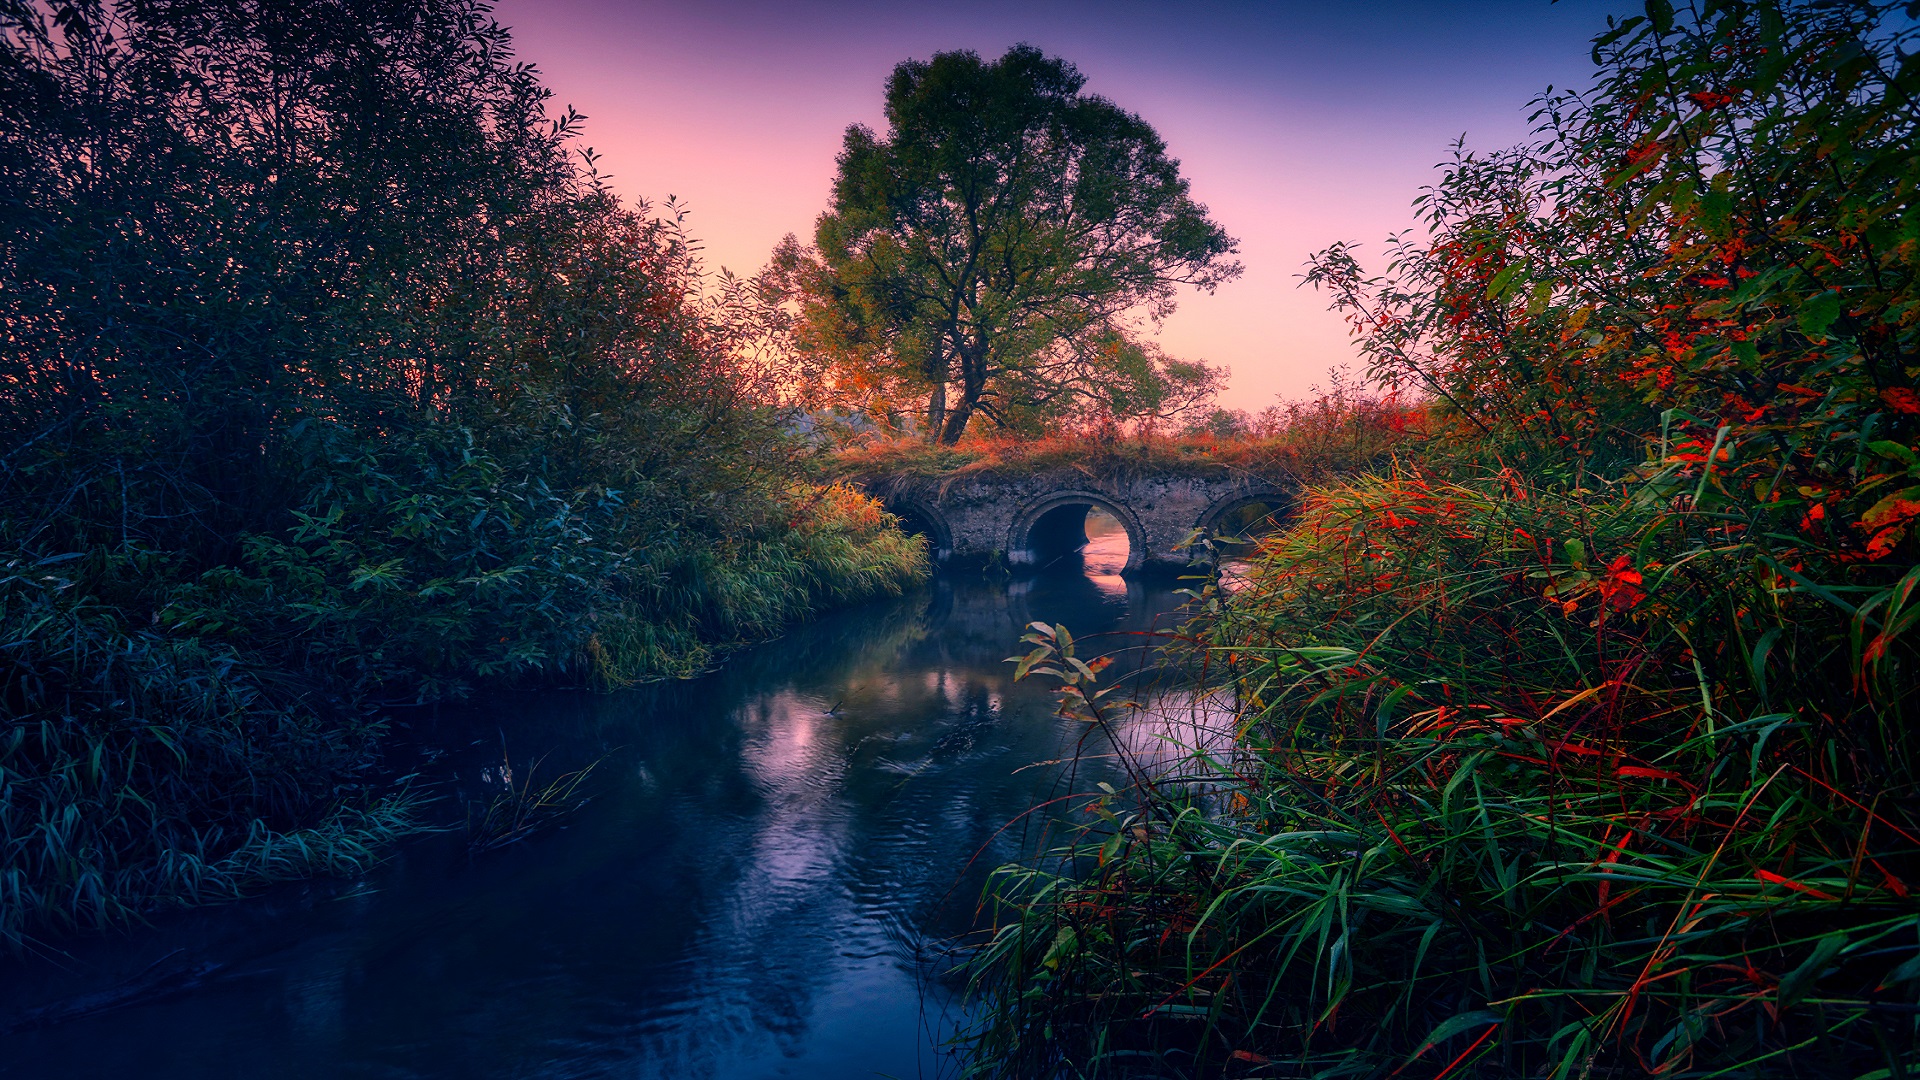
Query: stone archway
1195 488 1295 540
884 496 953 561
1007 490 1148 571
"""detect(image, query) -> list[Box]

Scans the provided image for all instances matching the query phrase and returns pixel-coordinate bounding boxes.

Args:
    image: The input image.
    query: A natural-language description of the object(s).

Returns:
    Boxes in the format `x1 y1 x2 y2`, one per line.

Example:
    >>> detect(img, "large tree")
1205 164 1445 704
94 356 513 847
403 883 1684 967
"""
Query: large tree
784 44 1240 443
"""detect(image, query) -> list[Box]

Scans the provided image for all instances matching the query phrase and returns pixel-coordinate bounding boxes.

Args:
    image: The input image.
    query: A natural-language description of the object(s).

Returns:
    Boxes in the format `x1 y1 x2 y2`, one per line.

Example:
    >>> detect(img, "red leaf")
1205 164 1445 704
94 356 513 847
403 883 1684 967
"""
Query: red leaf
1882 387 1920 415
1755 869 1839 902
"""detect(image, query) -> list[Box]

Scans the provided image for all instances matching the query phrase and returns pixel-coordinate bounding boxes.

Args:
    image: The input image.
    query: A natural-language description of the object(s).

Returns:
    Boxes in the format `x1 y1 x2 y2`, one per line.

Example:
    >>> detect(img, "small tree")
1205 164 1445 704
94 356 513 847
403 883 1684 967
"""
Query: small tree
780 44 1239 443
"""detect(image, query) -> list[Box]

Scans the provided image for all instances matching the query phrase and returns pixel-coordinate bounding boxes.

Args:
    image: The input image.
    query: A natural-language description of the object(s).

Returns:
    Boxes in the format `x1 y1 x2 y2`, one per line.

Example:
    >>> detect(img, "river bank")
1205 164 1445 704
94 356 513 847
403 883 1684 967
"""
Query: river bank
0 538 1192 1078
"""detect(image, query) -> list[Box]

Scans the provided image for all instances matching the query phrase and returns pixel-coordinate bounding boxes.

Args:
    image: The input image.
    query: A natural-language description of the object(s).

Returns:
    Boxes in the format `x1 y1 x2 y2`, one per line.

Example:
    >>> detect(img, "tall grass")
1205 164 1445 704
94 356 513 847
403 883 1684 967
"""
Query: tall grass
583 484 929 685
967 466 1917 1076
963 2 1920 1073
0 553 428 949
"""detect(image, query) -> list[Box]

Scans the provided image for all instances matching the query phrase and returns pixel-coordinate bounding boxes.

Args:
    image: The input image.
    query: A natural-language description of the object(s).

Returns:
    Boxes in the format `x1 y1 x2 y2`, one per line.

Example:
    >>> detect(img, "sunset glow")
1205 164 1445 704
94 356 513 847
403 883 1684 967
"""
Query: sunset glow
498 0 1628 408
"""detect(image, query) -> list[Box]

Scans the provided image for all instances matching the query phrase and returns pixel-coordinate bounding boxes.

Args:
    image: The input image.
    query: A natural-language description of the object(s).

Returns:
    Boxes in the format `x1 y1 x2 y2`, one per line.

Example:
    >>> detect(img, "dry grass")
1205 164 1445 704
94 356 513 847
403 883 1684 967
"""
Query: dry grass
828 392 1427 487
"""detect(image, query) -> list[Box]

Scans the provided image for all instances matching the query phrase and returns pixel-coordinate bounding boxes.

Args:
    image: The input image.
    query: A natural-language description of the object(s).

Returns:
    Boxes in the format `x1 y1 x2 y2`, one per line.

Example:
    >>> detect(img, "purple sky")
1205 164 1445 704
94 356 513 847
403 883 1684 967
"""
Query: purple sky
495 0 1629 409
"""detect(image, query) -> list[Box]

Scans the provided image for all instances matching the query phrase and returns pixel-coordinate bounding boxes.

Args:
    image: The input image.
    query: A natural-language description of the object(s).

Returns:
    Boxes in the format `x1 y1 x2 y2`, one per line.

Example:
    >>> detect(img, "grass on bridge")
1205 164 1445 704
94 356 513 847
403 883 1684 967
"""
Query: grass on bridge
826 394 1423 486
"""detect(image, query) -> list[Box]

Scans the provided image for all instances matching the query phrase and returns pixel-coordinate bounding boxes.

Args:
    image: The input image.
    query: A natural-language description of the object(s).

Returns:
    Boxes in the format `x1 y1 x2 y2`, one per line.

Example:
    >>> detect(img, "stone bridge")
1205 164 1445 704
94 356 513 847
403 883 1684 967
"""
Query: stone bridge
854 463 1294 574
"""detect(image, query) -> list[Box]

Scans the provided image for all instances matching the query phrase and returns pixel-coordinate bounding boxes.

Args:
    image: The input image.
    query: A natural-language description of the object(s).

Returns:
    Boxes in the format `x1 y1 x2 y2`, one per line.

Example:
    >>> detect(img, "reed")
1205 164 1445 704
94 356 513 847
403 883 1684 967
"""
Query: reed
962 2 1920 1072
0 552 426 949
467 750 601 854
967 467 1917 1076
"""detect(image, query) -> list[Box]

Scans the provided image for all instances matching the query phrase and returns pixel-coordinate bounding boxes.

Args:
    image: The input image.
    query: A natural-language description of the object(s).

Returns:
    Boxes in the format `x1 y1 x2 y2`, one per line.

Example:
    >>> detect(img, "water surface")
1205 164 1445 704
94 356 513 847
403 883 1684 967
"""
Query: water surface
0 531 1198 1079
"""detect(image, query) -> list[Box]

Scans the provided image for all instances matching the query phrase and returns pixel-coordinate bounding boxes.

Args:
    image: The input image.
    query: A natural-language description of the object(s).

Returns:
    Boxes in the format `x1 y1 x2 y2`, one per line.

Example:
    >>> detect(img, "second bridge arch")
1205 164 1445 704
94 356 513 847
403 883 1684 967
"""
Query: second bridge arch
1006 490 1148 572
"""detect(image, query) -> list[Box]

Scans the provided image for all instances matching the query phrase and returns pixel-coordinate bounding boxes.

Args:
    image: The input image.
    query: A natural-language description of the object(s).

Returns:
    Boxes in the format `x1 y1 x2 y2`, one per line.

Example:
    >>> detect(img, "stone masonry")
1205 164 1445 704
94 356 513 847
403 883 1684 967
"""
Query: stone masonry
857 464 1294 574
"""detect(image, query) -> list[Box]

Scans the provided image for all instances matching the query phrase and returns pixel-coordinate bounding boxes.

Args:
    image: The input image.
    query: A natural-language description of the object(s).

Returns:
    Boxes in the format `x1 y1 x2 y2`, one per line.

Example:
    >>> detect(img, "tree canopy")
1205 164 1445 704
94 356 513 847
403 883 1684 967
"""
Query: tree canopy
776 44 1240 443
0 0 923 948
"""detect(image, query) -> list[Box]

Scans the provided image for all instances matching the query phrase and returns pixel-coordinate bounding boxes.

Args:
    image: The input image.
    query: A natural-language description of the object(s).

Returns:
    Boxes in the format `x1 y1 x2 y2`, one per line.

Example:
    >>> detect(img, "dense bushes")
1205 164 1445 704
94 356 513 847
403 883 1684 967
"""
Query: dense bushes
0 1 924 949
965 2 1919 1075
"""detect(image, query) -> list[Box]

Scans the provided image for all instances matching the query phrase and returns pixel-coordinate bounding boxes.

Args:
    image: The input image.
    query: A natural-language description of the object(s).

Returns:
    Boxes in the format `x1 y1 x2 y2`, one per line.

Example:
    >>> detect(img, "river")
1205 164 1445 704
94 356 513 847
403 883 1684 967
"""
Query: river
0 525 1209 1079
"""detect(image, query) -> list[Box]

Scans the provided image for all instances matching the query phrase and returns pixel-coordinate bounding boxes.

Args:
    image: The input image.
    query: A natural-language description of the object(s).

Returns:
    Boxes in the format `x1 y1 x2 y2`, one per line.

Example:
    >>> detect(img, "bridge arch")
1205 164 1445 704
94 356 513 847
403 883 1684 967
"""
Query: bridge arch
884 496 954 560
1195 488 1295 542
1007 490 1148 571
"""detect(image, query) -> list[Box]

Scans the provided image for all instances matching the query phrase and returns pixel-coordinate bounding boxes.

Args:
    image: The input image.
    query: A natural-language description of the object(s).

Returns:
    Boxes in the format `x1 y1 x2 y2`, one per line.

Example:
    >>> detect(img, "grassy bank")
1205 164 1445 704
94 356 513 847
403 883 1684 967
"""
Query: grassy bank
962 3 1920 1075
1 481 923 951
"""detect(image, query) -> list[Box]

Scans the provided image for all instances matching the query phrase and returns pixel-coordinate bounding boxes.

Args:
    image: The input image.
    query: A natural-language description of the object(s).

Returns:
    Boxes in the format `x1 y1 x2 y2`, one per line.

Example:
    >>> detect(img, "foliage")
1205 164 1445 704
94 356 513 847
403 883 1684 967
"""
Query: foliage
772 44 1241 443
973 469 1918 1077
1303 0 1920 501
965 1 1920 1075
0 0 925 949
0 551 426 949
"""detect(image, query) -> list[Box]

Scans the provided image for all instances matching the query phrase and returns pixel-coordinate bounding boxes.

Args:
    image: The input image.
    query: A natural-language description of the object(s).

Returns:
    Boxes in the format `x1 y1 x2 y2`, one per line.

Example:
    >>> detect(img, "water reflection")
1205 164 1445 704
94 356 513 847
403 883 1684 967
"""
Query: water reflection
0 559 1202 1080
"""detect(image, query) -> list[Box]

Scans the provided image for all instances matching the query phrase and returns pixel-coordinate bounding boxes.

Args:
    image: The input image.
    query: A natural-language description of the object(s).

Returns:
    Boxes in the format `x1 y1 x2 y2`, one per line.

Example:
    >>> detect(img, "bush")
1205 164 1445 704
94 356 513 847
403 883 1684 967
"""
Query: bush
0 0 927 950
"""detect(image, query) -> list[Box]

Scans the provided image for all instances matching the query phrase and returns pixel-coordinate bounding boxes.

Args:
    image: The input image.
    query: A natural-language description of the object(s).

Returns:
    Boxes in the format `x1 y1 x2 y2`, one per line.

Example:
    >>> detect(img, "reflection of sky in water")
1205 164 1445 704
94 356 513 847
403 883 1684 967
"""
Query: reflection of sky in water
1082 507 1131 597
0 561 1204 1080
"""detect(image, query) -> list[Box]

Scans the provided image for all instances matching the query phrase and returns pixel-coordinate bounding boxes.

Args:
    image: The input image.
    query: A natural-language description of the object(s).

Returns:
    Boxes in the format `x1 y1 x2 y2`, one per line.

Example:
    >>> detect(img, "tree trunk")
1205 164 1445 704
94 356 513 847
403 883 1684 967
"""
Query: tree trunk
939 341 989 444
925 378 946 439
938 395 973 444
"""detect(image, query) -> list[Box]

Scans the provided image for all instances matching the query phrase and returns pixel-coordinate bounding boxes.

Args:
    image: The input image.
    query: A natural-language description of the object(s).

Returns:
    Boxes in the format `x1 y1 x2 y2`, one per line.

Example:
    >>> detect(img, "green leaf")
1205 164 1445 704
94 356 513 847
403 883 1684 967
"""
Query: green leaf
1413 1010 1503 1057
1798 290 1843 340
1700 189 1733 240
1042 925 1079 970
1527 281 1553 315
1776 932 1846 1010
1867 440 1920 471
1882 942 1920 987
1486 265 1521 301
1012 647 1049 681
1591 16 1646 62
1644 0 1673 33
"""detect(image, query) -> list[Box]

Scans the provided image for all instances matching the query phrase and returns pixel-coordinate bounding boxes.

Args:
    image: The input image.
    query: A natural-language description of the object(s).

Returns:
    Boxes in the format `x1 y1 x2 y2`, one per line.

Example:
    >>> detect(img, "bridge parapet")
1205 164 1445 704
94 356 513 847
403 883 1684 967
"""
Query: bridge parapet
858 463 1294 574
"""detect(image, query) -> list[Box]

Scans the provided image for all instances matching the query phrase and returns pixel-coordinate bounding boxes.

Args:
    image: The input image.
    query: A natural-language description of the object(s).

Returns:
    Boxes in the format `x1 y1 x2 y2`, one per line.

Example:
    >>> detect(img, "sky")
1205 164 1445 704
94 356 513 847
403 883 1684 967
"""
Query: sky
494 0 1631 410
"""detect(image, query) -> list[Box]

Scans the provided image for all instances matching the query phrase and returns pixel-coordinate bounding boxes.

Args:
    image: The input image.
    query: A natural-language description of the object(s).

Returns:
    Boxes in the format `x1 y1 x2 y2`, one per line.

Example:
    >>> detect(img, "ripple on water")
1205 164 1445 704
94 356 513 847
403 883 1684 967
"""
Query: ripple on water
0 566 1193 1080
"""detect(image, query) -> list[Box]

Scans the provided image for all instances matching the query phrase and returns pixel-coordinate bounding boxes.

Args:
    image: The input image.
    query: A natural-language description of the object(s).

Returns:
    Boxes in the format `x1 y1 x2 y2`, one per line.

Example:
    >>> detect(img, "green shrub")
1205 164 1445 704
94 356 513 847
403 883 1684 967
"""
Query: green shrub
0 1 928 949
0 553 421 948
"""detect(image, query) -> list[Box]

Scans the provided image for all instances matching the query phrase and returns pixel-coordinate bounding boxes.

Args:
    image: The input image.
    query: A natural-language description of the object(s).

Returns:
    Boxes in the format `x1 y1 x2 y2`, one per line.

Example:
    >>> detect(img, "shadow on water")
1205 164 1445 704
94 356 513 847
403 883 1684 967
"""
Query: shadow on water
0 529 1199 1080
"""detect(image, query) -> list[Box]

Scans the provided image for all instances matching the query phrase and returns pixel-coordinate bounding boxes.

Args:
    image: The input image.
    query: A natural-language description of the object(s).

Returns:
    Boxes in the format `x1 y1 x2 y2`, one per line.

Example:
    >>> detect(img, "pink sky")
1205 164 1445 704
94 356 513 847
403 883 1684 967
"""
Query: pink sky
495 0 1626 410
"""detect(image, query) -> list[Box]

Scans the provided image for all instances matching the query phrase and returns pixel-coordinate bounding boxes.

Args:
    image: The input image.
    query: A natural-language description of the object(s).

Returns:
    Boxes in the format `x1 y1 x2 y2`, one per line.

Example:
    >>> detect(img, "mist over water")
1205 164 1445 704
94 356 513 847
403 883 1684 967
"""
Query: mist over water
1 531 1201 1080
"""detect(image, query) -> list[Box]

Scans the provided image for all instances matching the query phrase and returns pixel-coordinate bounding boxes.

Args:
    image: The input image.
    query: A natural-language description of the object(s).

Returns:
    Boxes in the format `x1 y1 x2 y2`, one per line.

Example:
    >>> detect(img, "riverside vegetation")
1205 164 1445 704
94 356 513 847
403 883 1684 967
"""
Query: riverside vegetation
0 1 924 951
966 2 1920 1077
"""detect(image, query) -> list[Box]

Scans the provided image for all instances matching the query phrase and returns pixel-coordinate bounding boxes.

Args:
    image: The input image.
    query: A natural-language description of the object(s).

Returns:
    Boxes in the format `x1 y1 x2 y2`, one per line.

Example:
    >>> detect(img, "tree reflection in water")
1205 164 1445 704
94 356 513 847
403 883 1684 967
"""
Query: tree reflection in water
0 555 1223 1080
